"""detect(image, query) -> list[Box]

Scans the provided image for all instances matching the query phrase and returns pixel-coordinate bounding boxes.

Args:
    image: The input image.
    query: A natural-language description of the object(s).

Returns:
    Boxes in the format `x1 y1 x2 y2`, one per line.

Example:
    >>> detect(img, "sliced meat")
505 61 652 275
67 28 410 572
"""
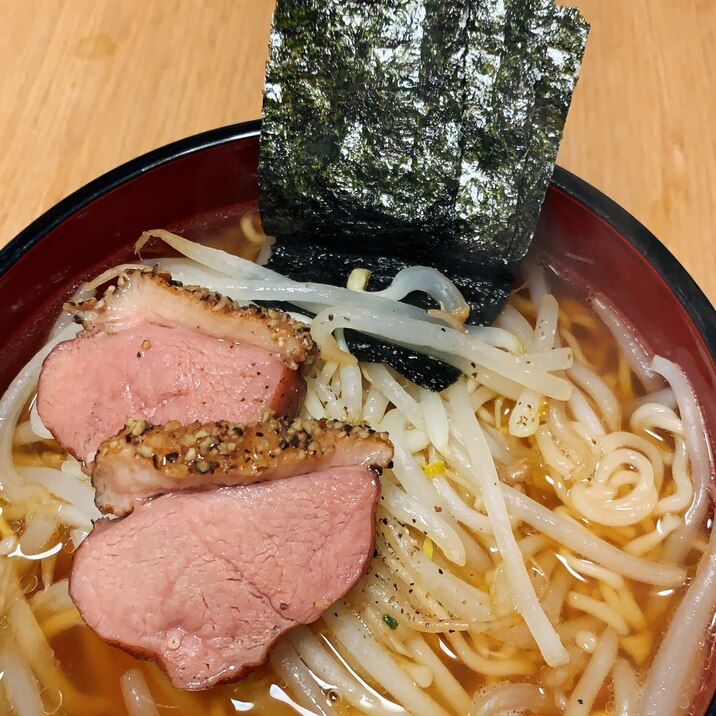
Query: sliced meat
70 469 380 690
93 416 393 516
38 325 302 463
67 268 314 369
37 269 315 463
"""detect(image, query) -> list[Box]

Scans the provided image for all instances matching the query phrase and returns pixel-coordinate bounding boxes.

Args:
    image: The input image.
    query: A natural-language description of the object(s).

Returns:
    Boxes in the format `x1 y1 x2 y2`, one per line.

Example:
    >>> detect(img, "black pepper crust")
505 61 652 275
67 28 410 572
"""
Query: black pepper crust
65 268 316 370
102 414 389 476
93 414 394 516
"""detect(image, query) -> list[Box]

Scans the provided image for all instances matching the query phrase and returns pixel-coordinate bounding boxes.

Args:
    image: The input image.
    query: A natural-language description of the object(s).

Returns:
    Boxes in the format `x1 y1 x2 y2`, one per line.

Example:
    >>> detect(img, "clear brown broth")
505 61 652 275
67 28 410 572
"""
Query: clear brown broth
3 221 709 715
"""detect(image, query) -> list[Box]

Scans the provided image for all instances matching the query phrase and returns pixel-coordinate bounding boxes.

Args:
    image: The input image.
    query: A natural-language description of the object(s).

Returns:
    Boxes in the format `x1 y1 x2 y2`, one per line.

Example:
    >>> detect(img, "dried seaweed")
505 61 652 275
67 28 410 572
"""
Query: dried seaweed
260 0 589 388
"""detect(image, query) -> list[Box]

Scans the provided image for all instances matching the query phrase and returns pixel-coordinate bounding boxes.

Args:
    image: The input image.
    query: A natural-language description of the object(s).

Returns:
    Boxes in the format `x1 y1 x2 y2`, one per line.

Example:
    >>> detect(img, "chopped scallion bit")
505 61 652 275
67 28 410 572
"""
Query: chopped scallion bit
347 268 372 291
422 461 445 477
422 536 434 559
382 614 399 630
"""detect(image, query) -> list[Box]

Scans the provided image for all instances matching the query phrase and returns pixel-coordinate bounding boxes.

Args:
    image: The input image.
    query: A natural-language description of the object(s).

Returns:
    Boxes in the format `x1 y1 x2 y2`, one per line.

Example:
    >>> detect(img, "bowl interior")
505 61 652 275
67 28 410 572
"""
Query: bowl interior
1 126 715 714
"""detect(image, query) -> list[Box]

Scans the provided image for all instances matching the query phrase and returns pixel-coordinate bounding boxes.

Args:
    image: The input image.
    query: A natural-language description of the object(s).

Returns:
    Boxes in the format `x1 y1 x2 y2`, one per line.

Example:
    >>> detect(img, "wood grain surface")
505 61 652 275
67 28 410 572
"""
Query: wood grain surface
1 0 714 301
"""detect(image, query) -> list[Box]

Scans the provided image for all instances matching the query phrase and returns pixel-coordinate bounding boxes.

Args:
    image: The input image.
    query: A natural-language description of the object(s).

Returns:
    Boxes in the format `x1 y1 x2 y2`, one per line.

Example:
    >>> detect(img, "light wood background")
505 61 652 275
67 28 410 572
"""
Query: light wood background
1 0 714 302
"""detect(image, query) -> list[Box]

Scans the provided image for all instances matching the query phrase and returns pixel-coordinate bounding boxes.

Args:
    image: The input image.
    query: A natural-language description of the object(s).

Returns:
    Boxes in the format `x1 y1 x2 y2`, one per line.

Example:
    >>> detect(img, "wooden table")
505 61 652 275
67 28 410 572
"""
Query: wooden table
1 0 714 302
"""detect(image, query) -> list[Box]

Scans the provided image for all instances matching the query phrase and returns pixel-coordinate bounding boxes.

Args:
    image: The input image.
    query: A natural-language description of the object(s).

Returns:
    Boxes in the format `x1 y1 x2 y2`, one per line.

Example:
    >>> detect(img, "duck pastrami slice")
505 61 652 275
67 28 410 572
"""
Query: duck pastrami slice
37 269 315 462
93 416 393 516
70 469 380 690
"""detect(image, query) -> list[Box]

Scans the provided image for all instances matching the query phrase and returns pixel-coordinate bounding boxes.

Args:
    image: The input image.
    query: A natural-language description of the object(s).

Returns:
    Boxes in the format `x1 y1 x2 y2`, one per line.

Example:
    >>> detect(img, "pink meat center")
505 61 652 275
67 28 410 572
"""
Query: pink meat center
70 469 378 689
39 323 290 461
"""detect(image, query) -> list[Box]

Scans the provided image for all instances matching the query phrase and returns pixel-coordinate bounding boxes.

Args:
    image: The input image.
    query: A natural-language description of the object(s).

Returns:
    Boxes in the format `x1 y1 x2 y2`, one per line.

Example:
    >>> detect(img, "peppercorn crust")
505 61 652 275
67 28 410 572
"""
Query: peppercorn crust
65 268 316 370
93 414 393 516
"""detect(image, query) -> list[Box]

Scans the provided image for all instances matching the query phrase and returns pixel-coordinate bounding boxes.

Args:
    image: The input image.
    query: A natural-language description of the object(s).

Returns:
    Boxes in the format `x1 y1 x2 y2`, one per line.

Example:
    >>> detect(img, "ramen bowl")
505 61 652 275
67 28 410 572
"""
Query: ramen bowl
0 121 714 714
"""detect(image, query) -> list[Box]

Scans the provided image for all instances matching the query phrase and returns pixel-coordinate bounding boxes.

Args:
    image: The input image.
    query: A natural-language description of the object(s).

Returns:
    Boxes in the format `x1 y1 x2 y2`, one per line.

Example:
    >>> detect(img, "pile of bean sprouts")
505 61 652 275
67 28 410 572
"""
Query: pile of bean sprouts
0 222 713 716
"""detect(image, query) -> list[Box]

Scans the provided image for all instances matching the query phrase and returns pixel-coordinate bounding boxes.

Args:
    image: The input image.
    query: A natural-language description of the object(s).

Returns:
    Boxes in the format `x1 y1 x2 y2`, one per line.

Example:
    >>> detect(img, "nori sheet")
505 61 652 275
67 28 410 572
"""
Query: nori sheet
260 0 588 389
261 0 470 258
